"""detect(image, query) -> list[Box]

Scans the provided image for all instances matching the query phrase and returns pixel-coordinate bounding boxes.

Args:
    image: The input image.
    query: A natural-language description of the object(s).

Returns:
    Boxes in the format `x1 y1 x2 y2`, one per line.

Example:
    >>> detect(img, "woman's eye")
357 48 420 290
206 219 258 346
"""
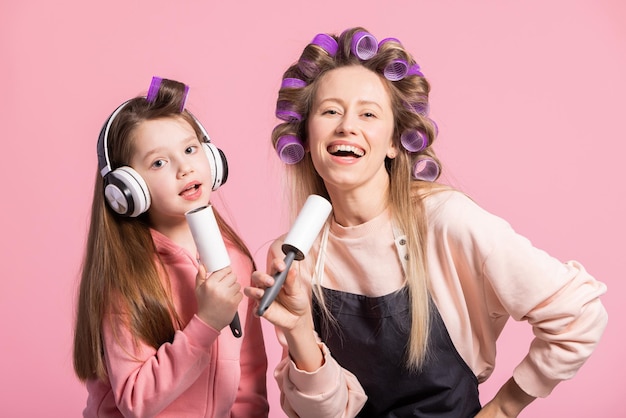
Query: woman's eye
363 112 376 118
322 109 338 115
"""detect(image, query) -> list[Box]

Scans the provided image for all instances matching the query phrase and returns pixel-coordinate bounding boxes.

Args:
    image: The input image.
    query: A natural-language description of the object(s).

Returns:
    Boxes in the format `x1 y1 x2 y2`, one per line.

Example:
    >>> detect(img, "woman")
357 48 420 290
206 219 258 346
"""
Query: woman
246 28 608 417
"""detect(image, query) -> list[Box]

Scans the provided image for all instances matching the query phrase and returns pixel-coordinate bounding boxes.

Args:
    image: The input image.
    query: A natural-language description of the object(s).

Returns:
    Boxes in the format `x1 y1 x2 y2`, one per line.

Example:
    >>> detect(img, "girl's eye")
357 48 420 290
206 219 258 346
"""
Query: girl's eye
152 159 166 169
185 145 197 155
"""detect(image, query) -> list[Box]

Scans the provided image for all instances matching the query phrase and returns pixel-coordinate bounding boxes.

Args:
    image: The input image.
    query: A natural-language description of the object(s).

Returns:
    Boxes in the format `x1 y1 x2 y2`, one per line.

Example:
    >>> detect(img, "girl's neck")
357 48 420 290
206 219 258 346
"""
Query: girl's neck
150 217 197 257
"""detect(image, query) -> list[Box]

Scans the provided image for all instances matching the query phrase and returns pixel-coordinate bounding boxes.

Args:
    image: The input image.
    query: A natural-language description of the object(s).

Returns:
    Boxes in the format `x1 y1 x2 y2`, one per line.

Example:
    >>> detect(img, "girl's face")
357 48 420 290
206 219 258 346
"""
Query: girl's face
307 65 397 195
129 116 213 229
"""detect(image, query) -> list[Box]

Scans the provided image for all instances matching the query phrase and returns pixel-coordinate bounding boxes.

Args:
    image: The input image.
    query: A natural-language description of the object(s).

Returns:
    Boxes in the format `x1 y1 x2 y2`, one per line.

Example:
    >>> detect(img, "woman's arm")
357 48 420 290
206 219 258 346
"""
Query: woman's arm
245 238 367 417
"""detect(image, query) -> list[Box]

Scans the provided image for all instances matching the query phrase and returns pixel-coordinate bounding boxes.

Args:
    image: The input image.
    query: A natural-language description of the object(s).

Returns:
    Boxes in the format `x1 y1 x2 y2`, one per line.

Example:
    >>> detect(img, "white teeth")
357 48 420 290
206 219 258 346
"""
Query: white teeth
328 144 365 157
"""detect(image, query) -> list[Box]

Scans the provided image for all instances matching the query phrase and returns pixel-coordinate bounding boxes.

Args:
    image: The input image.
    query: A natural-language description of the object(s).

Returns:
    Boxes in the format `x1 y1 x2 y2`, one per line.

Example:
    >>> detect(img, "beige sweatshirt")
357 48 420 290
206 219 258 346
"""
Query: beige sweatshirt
274 189 608 417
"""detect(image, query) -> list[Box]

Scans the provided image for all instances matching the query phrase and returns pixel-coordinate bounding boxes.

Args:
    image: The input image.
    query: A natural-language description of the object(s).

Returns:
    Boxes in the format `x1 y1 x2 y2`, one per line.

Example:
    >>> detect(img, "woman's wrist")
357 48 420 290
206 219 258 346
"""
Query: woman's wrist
283 321 325 372
492 377 536 417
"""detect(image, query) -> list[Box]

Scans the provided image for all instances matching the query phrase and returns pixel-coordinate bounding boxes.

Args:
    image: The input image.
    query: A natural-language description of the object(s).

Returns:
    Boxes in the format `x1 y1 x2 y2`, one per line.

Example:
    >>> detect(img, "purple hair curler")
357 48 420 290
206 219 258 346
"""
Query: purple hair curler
412 157 440 181
297 59 320 79
146 76 163 102
276 135 305 164
146 76 188 111
384 59 409 81
378 37 402 47
407 101 429 115
281 78 307 89
400 129 428 152
430 118 439 137
276 100 303 122
407 63 424 77
180 84 190 111
351 31 378 60
311 33 338 56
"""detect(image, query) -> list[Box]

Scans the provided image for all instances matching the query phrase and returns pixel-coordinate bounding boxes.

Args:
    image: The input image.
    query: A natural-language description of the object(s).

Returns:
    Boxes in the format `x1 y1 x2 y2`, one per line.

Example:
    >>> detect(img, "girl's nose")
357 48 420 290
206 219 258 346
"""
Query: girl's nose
177 162 194 178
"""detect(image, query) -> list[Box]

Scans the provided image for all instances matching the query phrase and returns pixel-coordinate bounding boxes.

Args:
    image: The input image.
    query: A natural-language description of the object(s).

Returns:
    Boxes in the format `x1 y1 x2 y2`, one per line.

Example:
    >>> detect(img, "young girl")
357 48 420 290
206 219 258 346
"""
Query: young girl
73 77 268 417
246 28 608 417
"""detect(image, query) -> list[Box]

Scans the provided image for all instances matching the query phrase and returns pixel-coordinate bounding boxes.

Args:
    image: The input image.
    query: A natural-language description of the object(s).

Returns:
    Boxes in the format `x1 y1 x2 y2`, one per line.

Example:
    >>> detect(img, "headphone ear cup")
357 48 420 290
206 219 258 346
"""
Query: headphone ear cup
203 142 229 190
103 166 151 217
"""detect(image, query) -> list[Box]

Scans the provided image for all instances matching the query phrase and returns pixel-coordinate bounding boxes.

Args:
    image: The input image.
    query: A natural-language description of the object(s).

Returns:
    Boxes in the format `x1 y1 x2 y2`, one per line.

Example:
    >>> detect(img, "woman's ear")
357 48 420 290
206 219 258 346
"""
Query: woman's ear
386 141 398 159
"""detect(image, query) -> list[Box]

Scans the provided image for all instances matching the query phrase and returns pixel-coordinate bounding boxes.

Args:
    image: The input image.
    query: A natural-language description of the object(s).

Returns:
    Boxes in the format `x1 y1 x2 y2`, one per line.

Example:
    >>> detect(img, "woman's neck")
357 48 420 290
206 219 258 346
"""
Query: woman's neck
326 183 390 227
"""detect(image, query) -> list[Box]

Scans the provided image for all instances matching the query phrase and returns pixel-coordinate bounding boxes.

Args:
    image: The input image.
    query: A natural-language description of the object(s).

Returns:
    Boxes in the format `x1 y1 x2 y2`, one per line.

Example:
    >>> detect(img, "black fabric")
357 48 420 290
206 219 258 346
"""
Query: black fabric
313 287 481 417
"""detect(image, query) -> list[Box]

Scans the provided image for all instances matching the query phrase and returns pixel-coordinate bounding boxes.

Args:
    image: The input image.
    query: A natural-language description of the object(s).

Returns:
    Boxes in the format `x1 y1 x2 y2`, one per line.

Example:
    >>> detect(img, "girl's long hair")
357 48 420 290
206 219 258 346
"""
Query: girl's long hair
73 79 254 381
272 27 446 370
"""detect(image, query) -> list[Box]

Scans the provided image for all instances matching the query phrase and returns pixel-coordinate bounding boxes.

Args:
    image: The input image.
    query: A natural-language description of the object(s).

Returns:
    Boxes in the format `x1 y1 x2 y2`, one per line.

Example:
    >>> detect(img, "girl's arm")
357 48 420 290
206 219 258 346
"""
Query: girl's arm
102 311 219 417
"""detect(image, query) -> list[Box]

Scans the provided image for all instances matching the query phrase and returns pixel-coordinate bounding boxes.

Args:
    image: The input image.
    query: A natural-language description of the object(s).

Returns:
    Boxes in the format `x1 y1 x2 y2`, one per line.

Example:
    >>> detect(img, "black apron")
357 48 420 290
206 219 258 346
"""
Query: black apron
313 286 481 417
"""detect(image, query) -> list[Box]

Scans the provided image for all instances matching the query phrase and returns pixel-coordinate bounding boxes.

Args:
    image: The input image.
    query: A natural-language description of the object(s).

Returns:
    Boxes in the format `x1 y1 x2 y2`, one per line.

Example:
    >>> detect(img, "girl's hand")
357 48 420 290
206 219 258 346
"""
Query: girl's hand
195 264 242 331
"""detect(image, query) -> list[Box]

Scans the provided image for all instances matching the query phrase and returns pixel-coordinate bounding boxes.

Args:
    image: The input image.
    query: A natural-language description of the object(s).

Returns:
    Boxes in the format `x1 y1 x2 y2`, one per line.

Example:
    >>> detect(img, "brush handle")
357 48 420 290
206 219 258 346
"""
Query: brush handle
256 251 296 316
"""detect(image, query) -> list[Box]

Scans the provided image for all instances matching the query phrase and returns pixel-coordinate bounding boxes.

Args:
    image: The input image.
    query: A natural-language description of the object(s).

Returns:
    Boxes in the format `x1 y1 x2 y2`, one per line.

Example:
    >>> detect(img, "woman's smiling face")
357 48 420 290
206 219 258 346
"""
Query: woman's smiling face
307 65 397 194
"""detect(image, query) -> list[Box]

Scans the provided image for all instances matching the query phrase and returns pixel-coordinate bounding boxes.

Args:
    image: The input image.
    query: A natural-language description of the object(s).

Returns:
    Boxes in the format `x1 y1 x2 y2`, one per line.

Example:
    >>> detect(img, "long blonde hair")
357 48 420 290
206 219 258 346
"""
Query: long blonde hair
73 79 254 381
272 27 444 370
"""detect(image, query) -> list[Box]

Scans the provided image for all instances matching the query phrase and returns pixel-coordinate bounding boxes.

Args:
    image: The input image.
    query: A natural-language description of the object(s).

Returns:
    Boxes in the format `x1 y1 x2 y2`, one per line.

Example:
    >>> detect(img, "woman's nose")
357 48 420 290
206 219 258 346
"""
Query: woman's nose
336 113 358 135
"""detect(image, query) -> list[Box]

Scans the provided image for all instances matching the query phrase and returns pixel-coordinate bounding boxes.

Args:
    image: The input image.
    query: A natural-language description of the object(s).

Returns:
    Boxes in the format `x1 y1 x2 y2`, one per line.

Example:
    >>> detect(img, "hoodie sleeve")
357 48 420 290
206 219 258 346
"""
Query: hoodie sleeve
274 331 367 418
434 191 608 398
102 311 220 417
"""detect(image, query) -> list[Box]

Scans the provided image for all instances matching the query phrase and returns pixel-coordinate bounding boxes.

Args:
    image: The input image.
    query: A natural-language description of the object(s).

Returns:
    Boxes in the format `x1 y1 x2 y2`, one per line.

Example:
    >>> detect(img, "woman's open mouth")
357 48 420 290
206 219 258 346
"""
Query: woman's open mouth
328 144 365 157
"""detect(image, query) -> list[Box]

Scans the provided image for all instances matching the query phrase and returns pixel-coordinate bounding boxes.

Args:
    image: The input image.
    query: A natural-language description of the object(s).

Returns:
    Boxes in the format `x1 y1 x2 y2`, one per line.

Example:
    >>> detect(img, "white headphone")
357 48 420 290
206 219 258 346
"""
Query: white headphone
96 100 228 217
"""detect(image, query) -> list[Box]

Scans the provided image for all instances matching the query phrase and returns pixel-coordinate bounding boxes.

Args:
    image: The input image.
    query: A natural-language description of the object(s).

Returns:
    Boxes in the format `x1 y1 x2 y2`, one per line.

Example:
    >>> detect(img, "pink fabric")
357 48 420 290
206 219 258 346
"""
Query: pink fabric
83 229 268 417
274 189 607 415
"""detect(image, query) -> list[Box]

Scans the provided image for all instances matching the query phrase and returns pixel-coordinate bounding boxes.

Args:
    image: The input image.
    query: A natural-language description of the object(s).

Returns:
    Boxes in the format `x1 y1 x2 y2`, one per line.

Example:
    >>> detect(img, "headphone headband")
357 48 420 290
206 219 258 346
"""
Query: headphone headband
97 100 130 178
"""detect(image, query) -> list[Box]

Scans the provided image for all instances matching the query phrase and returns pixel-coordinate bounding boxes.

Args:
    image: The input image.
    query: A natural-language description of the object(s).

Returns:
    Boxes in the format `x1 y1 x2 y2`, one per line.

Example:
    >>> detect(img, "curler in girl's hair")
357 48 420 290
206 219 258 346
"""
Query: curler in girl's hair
146 76 188 111
412 157 440 181
180 85 190 111
384 59 409 81
281 78 307 89
276 135 305 164
401 129 428 152
351 31 378 60
276 100 303 122
146 76 163 103
311 33 339 57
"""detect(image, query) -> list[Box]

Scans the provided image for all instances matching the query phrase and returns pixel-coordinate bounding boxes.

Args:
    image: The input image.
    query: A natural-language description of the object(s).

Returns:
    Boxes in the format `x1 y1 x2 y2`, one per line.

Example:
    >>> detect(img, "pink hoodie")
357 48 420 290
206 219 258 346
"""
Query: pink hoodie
83 229 268 417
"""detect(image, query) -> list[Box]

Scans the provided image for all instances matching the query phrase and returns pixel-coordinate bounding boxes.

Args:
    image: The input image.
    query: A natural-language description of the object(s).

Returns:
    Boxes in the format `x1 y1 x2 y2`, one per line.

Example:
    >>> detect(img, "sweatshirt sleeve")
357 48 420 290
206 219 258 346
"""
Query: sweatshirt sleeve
274 332 367 418
102 312 220 417
263 237 367 417
439 191 608 398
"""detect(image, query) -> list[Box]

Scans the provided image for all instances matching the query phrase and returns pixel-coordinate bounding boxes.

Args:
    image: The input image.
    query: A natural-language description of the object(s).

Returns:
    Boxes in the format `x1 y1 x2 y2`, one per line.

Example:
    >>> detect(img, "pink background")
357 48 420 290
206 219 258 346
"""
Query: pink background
1 0 623 416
